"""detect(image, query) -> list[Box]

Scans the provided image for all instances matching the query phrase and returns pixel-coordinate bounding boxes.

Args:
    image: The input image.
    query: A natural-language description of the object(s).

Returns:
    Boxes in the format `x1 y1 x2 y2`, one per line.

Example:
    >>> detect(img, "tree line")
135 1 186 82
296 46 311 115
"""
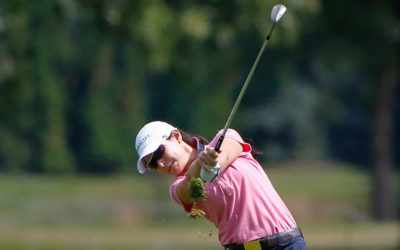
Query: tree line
0 1 398 219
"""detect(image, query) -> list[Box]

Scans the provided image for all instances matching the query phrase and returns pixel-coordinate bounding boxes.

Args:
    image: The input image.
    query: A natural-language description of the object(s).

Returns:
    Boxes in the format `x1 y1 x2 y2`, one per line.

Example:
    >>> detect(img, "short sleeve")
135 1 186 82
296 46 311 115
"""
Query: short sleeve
209 129 252 153
170 176 192 212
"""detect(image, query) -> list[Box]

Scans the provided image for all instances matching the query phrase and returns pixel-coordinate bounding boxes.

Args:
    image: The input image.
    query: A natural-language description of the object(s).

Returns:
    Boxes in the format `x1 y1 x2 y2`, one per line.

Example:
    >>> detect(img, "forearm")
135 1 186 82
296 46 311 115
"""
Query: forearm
176 160 201 205
214 138 243 173
176 138 242 205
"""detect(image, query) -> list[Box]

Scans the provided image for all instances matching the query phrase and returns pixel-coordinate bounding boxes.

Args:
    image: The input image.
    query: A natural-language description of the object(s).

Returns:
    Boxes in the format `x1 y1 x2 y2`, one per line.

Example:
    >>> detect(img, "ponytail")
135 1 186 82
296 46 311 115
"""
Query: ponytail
246 138 263 160
179 129 209 145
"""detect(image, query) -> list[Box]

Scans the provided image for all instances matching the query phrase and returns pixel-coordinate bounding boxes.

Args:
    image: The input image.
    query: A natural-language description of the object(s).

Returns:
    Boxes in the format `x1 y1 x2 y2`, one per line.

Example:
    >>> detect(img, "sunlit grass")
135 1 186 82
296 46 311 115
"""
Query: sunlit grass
0 162 398 249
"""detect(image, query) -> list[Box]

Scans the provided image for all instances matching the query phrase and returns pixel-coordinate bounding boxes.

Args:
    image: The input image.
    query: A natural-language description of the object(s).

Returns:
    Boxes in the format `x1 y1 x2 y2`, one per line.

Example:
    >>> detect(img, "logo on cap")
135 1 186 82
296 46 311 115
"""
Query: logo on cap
137 134 150 152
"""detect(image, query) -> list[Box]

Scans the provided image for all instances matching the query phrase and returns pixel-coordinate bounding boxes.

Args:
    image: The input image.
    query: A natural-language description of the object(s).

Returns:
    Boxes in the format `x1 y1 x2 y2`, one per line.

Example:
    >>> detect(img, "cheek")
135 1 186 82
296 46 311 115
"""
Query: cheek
163 141 181 157
165 147 182 161
162 146 174 158
163 144 186 164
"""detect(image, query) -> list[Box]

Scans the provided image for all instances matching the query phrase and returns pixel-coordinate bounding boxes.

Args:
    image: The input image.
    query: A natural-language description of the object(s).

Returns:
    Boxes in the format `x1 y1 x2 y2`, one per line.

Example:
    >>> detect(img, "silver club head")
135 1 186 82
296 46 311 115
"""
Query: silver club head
271 4 287 23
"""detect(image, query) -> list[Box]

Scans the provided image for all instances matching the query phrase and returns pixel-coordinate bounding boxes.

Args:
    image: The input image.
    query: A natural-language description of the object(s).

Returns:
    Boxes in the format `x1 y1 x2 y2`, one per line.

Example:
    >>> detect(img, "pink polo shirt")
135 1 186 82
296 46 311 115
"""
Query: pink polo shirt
170 129 296 246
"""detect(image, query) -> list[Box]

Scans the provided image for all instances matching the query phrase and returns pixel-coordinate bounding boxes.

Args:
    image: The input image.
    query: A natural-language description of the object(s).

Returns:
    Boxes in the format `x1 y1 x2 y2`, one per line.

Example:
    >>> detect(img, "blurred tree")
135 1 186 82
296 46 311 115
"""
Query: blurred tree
372 54 398 220
32 2 75 173
0 0 398 220
243 0 399 220
66 1 147 173
318 0 399 220
0 2 33 172
370 2 399 220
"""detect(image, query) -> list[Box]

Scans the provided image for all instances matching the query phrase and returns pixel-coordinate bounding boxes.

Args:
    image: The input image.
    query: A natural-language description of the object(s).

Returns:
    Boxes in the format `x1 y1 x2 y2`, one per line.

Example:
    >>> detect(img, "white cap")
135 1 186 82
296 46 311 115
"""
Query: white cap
135 121 176 174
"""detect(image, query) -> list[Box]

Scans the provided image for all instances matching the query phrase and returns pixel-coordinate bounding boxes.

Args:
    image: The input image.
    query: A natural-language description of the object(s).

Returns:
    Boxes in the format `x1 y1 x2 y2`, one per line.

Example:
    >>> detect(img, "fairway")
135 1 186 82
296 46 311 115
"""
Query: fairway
0 162 398 249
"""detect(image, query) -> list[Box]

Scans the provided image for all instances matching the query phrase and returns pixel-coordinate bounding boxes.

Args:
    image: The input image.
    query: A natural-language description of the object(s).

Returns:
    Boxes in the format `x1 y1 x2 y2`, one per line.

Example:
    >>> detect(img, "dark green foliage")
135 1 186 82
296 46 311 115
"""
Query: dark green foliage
0 0 398 221
0 0 398 178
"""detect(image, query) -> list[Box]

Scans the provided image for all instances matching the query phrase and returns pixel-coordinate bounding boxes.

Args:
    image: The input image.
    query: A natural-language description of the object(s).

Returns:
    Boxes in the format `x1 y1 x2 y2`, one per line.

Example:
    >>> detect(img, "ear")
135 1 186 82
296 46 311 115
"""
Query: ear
171 129 182 142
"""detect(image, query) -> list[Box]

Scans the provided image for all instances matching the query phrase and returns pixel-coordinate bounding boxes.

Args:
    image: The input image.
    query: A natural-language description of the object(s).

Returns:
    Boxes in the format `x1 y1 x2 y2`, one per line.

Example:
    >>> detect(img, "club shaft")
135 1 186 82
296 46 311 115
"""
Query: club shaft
266 23 276 40
215 37 269 151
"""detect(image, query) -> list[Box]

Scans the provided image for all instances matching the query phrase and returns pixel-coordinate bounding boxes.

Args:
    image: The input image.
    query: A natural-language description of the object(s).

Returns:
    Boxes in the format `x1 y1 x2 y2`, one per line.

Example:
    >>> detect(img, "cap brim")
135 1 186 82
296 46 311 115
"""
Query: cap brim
137 158 147 174
136 141 161 174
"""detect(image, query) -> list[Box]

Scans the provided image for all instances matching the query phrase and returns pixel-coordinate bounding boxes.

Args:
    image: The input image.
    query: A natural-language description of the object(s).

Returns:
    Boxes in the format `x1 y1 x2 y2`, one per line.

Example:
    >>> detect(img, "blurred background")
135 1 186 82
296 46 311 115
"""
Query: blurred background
0 0 399 249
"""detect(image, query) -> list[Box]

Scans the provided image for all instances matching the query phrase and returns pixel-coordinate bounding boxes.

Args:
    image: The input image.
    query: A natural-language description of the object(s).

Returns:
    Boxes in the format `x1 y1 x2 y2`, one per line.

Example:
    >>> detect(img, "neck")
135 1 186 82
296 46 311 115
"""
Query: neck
188 145 198 163
181 143 197 173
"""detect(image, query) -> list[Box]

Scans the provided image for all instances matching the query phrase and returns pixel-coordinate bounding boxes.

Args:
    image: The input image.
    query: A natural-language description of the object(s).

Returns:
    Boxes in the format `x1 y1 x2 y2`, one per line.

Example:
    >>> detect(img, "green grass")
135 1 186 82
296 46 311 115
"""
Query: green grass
0 162 398 249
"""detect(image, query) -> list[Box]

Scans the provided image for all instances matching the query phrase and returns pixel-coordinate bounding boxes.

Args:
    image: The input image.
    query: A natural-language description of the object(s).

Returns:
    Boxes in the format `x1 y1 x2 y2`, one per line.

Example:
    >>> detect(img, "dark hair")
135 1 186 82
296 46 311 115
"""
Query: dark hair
179 130 209 145
246 137 263 160
178 129 262 160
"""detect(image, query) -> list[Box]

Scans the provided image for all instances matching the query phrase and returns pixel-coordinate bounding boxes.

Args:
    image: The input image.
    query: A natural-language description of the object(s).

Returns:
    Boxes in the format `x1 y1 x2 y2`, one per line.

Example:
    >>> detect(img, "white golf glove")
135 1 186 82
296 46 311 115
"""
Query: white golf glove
200 164 220 182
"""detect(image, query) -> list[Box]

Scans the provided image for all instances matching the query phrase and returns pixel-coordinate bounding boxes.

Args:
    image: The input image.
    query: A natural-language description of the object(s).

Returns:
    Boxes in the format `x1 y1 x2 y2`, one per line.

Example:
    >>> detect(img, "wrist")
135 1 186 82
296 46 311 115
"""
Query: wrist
187 160 201 179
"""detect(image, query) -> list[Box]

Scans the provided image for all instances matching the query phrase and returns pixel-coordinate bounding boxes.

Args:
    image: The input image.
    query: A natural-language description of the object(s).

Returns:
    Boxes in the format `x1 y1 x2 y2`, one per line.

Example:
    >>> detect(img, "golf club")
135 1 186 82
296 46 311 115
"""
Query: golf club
214 3 287 152
200 4 287 182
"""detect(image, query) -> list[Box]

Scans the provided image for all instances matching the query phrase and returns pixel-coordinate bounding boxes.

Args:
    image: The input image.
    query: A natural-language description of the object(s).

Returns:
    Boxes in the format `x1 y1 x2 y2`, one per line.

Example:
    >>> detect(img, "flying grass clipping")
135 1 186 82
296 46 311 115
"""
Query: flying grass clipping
189 177 207 219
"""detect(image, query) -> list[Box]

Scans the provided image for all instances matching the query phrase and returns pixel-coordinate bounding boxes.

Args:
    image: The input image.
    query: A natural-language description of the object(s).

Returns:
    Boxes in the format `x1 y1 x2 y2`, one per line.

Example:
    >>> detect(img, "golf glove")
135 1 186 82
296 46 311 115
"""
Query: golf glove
200 164 220 182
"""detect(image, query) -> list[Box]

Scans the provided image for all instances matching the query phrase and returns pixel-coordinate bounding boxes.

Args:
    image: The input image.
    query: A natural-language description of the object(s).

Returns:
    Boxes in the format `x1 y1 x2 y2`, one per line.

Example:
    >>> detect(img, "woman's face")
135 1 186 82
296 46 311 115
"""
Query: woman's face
144 131 195 175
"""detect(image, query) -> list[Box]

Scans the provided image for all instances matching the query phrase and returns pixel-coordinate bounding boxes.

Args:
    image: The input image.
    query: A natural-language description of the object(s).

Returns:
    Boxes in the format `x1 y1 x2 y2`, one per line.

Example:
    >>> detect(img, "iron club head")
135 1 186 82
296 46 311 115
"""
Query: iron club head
266 4 287 40
271 4 287 23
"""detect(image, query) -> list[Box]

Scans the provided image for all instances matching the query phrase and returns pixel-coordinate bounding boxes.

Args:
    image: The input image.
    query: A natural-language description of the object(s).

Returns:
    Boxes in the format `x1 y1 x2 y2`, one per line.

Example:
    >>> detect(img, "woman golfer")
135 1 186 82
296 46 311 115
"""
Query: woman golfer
135 121 306 250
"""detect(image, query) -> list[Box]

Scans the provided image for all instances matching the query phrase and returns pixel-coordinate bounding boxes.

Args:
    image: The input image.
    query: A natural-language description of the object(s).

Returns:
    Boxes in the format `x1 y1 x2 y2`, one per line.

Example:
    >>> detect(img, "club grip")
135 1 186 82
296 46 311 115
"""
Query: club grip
215 135 224 152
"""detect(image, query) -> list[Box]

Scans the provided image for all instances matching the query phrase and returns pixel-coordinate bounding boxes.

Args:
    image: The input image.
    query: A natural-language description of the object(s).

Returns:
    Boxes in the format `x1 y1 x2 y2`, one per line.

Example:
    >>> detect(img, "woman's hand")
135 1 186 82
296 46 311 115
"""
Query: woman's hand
198 147 219 171
177 137 243 205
